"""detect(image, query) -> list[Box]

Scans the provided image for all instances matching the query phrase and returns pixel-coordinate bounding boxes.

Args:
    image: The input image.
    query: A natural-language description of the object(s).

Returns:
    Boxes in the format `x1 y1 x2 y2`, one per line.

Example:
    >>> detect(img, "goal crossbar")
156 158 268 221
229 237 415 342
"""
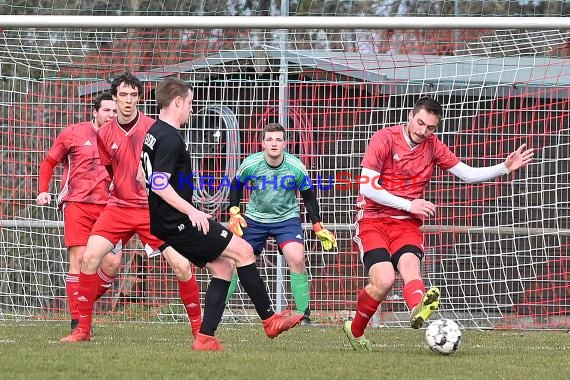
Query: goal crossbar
2 16 570 30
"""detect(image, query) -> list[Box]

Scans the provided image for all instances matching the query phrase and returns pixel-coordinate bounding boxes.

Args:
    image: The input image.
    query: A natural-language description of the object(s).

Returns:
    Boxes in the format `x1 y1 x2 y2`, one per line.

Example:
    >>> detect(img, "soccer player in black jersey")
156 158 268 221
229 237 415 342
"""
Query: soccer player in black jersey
141 77 303 351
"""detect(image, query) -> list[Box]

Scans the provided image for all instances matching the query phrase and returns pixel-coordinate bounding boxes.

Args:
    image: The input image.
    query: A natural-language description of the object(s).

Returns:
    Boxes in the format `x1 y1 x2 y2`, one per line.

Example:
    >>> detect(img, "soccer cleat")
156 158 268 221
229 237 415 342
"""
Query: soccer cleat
191 333 224 351
300 308 312 326
60 327 90 342
262 310 303 338
343 321 372 352
410 287 440 329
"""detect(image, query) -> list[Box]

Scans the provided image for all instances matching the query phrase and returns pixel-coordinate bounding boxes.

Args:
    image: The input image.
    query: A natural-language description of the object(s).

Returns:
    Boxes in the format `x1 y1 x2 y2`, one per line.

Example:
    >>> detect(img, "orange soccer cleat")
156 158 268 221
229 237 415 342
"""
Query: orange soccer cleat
262 310 303 339
191 333 224 351
60 327 91 342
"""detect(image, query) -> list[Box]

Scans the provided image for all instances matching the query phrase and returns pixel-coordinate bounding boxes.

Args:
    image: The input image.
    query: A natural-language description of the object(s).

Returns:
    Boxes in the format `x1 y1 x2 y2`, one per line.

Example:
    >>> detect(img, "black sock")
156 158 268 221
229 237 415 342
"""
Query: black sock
237 263 274 320
199 277 230 336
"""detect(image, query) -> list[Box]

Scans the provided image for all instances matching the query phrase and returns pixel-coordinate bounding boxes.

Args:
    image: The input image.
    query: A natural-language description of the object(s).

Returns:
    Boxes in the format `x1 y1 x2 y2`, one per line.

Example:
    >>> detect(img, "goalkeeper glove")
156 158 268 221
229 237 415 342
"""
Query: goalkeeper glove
228 206 247 237
313 222 337 251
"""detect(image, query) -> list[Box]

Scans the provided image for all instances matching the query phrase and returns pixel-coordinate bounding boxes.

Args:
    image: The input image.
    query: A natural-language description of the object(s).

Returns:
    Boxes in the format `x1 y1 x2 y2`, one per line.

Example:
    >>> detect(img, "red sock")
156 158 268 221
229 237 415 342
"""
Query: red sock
77 272 99 332
95 267 114 301
351 288 380 338
403 279 426 311
65 273 80 320
179 276 202 337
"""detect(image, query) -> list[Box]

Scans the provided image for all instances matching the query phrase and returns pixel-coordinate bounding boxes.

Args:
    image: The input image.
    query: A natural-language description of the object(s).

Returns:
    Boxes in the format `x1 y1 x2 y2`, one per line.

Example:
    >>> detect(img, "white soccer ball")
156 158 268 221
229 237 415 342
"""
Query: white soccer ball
425 318 462 355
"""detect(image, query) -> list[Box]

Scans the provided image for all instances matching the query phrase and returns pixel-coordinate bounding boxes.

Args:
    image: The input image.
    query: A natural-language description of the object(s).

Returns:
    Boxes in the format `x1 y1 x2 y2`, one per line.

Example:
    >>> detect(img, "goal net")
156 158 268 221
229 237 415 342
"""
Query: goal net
1 7 569 330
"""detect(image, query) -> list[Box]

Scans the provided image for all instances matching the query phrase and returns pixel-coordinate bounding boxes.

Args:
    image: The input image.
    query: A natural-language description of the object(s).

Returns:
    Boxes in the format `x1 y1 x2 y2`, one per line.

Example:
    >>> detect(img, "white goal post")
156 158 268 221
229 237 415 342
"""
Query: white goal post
1 15 569 330
2 15 570 29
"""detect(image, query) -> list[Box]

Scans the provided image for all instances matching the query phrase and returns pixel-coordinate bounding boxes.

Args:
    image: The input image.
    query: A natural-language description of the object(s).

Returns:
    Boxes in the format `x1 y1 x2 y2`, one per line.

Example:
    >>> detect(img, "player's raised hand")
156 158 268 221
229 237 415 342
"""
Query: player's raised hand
187 206 212 235
228 206 247 237
313 222 337 251
504 143 534 172
409 198 436 218
36 192 51 205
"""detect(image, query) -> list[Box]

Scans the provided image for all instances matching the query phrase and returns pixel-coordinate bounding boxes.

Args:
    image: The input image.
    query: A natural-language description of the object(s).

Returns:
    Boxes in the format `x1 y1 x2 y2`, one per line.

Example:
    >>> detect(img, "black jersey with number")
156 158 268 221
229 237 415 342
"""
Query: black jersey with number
141 119 194 235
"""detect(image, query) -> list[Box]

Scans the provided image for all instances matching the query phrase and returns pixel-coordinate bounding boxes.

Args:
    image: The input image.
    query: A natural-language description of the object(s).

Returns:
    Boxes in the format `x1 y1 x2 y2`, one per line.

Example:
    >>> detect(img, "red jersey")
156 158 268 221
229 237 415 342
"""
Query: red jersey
356 125 459 221
97 112 154 208
46 120 111 205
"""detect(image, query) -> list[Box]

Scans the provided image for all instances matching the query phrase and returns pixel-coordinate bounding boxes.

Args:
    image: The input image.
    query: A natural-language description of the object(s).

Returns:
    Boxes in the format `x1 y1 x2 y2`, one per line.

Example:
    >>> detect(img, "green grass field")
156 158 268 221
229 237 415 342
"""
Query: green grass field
0 322 569 380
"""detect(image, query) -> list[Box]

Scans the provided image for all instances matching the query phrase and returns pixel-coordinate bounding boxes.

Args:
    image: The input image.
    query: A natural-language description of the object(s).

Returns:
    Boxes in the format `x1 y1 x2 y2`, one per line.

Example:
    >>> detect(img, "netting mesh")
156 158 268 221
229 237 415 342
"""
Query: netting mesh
1 1 569 329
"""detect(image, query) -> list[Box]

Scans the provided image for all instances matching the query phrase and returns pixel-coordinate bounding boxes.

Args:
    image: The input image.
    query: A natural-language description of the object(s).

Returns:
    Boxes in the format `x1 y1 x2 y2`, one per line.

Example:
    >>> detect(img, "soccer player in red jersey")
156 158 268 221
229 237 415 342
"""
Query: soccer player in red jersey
60 72 202 342
344 96 534 351
36 92 122 331
141 78 303 351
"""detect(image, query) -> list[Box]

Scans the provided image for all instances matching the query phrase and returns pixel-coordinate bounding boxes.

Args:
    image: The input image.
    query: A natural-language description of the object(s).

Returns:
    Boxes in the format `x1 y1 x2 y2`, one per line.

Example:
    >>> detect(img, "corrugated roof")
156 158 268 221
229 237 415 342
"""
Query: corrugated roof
78 48 570 96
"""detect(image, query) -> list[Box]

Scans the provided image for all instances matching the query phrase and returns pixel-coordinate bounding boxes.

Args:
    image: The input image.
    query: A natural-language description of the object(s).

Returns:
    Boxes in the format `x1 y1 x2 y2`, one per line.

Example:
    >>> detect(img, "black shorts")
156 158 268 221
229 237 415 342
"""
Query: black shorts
155 218 233 268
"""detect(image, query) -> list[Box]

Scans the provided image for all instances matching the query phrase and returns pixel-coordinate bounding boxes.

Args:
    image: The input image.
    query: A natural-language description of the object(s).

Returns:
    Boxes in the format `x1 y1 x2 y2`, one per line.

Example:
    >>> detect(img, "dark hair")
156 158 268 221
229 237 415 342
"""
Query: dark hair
262 122 286 140
155 77 193 109
411 96 443 119
109 72 143 97
93 92 113 111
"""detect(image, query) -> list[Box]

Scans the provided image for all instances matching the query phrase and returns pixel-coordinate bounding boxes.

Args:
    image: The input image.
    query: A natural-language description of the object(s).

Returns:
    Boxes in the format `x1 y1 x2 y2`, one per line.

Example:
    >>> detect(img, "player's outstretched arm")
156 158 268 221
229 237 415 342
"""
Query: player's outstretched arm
447 143 534 184
504 143 534 172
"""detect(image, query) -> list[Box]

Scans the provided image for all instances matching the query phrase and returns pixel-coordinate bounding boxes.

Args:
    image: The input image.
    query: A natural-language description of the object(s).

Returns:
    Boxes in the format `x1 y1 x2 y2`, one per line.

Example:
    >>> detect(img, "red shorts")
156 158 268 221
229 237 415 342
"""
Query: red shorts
62 202 106 247
354 217 424 256
90 205 165 256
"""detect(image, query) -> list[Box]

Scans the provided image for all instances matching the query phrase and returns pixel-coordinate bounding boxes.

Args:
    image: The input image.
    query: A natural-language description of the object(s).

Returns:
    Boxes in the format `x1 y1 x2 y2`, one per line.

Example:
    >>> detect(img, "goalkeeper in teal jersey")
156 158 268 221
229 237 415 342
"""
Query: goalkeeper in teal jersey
226 122 337 323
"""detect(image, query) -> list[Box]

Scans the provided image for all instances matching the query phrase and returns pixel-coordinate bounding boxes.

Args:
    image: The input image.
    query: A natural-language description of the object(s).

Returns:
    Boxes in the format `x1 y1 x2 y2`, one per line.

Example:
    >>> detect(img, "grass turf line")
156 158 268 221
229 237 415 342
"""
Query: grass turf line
0 322 568 380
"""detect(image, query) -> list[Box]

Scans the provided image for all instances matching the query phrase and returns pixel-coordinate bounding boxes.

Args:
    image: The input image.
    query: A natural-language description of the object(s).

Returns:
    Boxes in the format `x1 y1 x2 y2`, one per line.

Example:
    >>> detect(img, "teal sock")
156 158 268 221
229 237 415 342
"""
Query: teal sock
290 272 310 314
225 273 239 304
